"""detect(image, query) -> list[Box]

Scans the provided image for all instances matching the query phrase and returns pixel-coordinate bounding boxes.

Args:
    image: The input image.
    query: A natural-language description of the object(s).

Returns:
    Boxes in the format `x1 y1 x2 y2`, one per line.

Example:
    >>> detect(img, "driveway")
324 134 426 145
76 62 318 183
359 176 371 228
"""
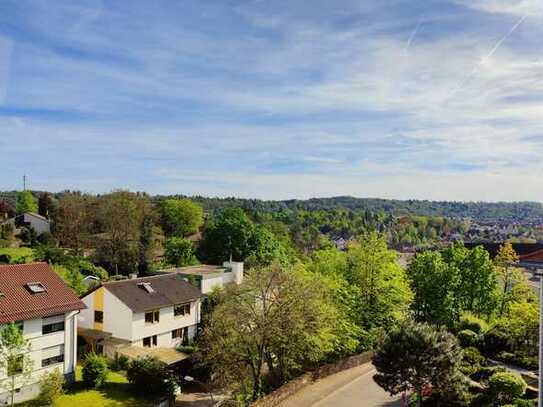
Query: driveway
278 363 401 407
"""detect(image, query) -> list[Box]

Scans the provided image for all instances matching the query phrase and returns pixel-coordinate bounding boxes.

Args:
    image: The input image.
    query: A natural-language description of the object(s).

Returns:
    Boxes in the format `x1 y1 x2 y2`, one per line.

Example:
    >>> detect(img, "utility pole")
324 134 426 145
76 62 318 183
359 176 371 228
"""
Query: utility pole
23 175 26 191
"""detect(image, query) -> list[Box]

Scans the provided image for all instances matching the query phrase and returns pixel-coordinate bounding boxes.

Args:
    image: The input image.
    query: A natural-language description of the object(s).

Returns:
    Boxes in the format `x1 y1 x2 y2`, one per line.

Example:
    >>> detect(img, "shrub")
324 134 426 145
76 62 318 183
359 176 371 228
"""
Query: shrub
457 313 488 335
37 232 56 246
460 347 486 376
457 329 479 347
0 247 35 264
35 368 65 406
482 328 510 356
488 371 527 403
109 354 130 371
164 237 197 267
82 352 109 388
127 356 176 398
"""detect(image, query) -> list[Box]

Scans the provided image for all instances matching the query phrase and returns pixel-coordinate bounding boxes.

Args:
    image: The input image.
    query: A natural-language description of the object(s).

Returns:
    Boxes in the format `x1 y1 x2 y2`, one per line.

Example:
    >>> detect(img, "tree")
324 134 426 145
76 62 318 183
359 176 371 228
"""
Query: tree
164 237 197 266
373 321 464 407
201 263 336 399
0 323 33 407
346 233 412 329
408 251 459 326
160 199 203 237
53 193 94 254
494 243 521 316
200 208 286 265
126 356 176 399
37 192 55 218
488 371 526 403
94 191 155 274
16 191 37 215
82 352 109 388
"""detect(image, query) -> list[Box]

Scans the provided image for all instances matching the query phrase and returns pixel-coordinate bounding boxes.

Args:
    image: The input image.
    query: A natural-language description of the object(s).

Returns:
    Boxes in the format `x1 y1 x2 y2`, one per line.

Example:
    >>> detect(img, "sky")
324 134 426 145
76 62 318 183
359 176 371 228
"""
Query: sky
1 0 543 201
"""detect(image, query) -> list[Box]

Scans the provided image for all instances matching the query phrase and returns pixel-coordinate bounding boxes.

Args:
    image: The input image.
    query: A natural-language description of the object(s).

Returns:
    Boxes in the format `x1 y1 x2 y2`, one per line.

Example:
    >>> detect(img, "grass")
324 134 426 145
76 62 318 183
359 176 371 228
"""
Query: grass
0 247 35 263
19 368 150 407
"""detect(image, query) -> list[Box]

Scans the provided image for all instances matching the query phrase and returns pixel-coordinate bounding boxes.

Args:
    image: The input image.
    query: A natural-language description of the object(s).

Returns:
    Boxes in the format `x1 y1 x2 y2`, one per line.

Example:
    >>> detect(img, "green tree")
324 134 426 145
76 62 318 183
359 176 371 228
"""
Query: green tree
0 323 33 407
53 192 94 255
53 265 86 295
82 352 109 388
408 251 459 325
126 356 176 399
494 243 521 316
160 199 203 237
164 237 197 266
373 321 465 407
16 191 37 215
201 263 336 399
37 192 55 218
346 233 412 329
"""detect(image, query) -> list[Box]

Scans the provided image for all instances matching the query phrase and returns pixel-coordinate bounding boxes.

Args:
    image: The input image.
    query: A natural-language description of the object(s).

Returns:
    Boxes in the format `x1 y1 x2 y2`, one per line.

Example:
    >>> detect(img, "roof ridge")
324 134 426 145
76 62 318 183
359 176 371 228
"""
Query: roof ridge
103 272 182 285
0 262 49 268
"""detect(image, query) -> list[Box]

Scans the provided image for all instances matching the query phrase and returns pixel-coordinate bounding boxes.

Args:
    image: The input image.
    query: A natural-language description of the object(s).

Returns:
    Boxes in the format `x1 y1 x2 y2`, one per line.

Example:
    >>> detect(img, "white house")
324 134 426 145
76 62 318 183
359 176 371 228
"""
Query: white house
160 261 244 294
22 213 50 235
78 273 202 362
0 263 85 404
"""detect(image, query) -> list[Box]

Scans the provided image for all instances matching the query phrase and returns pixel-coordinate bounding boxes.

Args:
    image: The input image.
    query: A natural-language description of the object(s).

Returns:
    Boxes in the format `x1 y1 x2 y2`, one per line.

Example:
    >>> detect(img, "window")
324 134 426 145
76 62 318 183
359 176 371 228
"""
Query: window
42 345 64 367
42 321 65 335
174 303 191 317
94 311 104 324
138 282 155 293
26 282 46 294
144 310 159 324
171 327 188 340
143 335 157 348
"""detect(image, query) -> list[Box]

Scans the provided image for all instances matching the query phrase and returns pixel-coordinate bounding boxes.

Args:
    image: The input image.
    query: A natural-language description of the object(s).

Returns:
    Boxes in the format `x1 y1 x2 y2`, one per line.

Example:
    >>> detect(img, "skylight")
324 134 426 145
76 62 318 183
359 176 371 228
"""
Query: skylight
26 282 46 294
138 282 155 294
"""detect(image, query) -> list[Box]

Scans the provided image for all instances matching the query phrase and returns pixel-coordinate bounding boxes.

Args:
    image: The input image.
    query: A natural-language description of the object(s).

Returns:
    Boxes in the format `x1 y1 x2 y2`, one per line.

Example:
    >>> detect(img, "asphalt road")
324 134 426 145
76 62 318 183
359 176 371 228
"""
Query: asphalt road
278 364 401 407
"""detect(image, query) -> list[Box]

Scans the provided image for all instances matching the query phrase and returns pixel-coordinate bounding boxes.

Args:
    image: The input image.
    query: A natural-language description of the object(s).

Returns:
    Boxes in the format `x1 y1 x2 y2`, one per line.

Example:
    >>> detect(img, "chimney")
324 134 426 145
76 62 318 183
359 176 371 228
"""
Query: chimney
223 261 244 285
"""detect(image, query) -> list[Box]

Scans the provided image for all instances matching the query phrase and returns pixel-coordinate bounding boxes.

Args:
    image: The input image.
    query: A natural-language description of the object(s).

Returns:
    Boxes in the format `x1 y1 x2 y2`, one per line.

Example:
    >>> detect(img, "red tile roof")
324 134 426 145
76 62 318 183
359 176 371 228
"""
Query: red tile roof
0 262 85 324
520 249 543 263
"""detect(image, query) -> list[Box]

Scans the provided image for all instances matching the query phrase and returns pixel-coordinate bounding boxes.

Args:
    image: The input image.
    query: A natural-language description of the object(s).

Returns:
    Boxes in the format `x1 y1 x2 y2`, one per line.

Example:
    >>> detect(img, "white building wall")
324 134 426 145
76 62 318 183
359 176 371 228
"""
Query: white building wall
0 311 78 405
102 289 132 341
23 213 50 235
78 292 95 329
131 300 199 347
201 276 227 293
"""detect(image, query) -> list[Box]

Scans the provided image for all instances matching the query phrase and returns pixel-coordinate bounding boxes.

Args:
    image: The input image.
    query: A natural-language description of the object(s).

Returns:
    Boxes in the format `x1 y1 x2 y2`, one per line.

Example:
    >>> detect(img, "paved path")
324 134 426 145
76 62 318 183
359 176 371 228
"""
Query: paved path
278 363 401 407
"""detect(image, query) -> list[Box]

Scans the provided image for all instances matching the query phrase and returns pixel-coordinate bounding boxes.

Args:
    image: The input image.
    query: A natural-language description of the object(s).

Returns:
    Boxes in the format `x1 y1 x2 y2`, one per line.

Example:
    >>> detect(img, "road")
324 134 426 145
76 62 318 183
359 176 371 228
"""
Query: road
278 364 401 407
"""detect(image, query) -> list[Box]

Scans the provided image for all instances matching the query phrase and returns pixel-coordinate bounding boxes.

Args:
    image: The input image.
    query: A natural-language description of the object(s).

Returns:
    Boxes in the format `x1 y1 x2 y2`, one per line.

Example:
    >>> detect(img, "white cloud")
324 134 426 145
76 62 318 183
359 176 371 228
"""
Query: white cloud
454 0 543 16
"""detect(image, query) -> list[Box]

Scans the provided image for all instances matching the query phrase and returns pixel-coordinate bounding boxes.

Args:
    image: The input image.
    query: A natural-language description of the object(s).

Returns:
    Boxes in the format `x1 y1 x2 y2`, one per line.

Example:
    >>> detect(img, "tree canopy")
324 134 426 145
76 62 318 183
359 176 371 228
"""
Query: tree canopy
160 198 203 238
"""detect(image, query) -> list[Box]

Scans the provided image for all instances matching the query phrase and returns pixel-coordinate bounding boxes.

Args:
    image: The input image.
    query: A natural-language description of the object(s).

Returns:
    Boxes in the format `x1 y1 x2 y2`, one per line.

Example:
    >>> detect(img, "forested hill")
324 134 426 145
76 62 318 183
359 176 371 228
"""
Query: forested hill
171 195 543 222
2 190 543 222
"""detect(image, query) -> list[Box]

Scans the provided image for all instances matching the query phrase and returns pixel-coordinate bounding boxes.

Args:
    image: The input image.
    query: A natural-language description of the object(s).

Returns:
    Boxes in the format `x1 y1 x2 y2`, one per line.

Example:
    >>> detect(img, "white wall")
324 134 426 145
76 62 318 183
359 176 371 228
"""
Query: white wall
78 292 94 329
103 288 132 341
131 300 199 347
0 311 78 404
201 276 226 293
23 214 50 235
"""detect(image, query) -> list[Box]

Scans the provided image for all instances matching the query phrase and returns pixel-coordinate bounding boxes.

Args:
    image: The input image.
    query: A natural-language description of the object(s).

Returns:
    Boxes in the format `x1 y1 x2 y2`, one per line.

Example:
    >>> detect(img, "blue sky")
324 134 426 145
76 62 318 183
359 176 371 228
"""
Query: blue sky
1 0 543 201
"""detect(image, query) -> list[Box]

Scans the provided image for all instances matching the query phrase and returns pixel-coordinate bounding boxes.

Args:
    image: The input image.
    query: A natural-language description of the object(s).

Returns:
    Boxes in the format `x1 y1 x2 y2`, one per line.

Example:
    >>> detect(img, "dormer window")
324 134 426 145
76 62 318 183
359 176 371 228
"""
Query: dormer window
26 282 46 294
138 282 155 294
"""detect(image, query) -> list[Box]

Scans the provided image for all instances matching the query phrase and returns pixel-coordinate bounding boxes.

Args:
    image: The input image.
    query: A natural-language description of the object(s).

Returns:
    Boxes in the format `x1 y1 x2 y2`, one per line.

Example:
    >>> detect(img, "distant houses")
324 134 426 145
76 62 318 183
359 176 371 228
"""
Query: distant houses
0 263 85 404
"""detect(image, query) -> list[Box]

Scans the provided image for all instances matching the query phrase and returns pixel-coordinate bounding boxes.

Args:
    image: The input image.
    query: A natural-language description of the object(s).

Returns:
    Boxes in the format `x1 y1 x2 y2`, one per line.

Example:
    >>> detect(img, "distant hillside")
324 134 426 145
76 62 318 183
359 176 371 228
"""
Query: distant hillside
2 191 543 223
166 195 543 223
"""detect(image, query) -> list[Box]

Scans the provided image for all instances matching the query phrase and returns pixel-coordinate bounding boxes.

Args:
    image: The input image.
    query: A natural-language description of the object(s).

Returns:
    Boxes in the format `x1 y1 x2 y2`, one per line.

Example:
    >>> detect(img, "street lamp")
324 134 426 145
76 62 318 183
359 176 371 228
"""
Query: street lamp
183 375 215 405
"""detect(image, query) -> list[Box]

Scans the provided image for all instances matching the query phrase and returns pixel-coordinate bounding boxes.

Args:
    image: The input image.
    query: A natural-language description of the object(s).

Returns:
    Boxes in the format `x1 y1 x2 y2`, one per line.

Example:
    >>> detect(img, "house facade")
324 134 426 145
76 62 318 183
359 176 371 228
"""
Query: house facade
0 263 85 404
78 273 202 359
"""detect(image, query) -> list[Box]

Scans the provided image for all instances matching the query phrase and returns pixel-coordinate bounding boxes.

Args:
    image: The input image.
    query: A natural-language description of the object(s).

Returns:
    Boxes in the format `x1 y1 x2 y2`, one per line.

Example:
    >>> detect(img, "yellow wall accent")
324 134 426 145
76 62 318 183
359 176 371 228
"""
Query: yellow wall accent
94 287 104 330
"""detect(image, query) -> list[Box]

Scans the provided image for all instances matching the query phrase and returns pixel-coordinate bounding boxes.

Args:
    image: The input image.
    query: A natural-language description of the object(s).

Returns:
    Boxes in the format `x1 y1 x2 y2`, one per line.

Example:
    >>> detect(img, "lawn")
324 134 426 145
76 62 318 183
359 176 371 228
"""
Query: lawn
0 247 35 263
19 368 150 407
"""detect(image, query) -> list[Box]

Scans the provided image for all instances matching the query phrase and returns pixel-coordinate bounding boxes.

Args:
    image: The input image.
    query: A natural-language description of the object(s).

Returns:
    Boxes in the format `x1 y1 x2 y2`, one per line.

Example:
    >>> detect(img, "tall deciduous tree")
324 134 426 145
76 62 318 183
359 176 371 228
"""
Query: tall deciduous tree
160 199 204 238
373 321 464 407
53 193 94 254
346 233 412 329
0 323 33 407
37 192 55 218
494 242 521 316
15 191 37 215
201 264 336 399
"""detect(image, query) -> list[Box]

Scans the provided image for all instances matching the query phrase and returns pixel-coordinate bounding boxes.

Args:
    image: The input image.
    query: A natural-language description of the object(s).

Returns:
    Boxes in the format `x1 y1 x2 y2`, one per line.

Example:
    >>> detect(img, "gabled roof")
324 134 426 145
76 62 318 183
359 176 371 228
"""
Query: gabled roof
102 274 201 313
0 263 86 324
520 248 543 263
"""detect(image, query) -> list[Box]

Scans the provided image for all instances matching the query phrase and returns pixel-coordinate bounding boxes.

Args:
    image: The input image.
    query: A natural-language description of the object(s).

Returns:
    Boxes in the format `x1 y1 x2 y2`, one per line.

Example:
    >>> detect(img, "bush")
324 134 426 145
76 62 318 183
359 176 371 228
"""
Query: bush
460 347 486 376
109 354 130 371
0 247 35 264
457 314 488 335
164 237 197 267
37 232 56 246
458 329 479 347
488 371 527 403
482 328 510 356
35 368 65 406
82 352 109 388
127 356 176 398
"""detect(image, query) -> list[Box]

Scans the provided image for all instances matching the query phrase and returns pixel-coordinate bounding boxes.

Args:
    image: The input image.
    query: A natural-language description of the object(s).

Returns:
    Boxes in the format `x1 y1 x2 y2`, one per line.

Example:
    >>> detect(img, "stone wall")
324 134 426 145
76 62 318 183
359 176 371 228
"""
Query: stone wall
251 351 374 407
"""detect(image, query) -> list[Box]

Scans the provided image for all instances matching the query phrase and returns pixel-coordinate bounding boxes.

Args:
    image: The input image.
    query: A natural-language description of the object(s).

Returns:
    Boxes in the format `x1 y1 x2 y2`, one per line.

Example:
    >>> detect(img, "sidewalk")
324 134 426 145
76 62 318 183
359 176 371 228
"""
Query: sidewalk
278 363 400 407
